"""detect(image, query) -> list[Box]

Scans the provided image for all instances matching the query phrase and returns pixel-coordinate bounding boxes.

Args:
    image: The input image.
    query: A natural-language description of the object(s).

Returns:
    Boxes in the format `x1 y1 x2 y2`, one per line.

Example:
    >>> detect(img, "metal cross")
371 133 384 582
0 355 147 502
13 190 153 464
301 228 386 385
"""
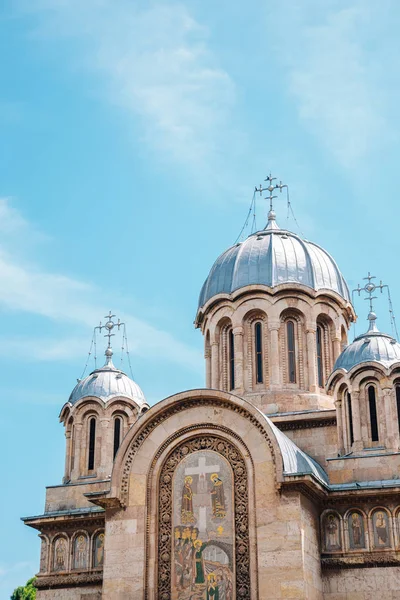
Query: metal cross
255 173 288 212
353 273 387 314
95 311 125 350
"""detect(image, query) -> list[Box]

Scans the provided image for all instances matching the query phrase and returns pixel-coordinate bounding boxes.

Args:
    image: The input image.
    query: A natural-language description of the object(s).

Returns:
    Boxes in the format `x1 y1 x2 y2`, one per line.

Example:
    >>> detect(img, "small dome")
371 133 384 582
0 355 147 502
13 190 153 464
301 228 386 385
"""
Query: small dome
198 212 350 310
68 356 147 407
333 316 400 372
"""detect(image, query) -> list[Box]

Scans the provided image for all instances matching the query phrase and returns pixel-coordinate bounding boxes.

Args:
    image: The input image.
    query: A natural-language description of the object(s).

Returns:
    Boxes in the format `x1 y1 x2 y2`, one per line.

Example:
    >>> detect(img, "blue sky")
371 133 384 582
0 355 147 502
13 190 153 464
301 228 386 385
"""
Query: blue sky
1 0 400 595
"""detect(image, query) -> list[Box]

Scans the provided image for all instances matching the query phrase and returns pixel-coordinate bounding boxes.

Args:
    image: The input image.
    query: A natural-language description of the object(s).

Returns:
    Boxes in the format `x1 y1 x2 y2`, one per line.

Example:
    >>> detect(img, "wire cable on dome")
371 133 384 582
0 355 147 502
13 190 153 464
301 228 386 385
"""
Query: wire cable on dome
234 190 256 244
79 331 95 381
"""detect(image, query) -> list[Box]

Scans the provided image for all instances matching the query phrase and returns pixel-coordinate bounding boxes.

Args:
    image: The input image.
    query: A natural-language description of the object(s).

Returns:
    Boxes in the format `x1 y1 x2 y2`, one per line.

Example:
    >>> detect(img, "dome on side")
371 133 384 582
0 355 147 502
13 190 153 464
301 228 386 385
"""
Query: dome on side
68 356 147 407
333 313 400 373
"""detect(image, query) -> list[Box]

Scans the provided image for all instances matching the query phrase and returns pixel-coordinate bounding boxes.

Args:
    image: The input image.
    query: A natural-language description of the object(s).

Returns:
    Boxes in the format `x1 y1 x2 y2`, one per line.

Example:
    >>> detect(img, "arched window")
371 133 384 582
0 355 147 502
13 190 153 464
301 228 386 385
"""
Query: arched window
254 322 263 384
286 321 296 383
88 417 96 471
113 417 122 459
316 325 324 387
229 329 235 390
346 391 354 446
368 386 379 442
396 386 400 434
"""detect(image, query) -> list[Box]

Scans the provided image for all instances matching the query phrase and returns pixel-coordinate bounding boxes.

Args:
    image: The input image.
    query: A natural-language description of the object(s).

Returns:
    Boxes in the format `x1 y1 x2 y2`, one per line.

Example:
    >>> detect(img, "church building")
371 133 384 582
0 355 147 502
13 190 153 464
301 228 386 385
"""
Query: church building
23 184 400 599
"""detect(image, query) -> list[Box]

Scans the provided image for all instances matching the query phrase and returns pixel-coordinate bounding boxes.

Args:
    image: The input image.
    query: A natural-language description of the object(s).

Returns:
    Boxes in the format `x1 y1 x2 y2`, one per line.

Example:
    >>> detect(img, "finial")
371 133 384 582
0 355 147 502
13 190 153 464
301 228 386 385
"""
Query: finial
95 311 125 366
353 273 388 334
255 173 288 227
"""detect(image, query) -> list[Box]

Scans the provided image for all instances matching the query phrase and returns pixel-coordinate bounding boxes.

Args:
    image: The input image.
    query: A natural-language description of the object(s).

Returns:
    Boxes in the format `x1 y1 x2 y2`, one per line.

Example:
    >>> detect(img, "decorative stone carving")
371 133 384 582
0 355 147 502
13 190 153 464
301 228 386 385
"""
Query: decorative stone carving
157 436 251 600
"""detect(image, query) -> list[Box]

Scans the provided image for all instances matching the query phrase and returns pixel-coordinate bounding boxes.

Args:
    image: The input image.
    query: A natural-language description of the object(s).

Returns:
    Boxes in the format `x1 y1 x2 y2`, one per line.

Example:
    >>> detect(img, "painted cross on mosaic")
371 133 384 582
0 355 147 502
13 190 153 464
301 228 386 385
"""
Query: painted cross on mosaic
172 450 234 600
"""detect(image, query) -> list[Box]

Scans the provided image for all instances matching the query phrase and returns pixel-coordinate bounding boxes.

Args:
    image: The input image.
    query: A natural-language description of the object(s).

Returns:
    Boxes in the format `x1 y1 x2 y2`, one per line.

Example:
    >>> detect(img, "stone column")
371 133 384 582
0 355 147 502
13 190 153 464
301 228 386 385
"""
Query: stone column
74 422 83 479
383 387 399 450
63 429 72 483
341 395 349 452
333 336 341 363
205 346 211 388
211 341 219 389
335 400 345 455
268 322 281 387
306 326 318 392
233 326 244 391
100 418 109 477
351 390 363 452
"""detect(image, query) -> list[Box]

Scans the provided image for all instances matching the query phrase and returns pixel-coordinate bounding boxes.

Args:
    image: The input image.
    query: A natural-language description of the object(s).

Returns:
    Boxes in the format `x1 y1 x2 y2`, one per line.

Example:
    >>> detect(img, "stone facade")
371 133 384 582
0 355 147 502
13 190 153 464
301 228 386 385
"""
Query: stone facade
23 225 400 599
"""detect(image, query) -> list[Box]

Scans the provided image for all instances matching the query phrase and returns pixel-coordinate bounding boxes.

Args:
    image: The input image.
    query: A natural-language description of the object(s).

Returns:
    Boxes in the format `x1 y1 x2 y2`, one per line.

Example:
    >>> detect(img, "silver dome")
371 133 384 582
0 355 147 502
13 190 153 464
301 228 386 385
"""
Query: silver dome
333 315 400 372
198 212 350 310
68 356 147 407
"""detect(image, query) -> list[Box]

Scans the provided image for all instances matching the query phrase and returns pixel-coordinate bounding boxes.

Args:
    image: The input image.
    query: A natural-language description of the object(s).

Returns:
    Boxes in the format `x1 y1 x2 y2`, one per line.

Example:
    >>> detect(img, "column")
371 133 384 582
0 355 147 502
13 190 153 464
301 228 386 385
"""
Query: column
211 341 219 389
268 322 280 387
335 400 345 455
100 418 109 477
383 387 399 450
333 336 341 363
351 390 363 452
233 326 244 391
306 326 318 392
205 346 211 388
74 422 83 479
63 429 72 483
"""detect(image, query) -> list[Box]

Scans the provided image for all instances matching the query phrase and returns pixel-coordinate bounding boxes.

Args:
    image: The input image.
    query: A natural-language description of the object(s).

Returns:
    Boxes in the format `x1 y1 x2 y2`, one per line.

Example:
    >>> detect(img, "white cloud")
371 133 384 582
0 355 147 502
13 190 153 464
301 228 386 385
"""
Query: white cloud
0 198 202 371
17 0 238 174
273 1 390 168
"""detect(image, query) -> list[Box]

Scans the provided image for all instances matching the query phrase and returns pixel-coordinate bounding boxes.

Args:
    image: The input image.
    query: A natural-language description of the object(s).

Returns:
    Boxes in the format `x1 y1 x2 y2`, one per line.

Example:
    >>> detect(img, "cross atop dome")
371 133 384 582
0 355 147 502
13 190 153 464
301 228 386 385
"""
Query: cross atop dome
254 173 288 225
353 273 388 333
95 311 125 364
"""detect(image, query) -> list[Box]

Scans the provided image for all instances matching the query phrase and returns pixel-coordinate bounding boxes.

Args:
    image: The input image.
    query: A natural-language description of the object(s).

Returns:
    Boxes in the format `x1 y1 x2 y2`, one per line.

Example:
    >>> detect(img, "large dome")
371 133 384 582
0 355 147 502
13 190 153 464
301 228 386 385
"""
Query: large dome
68 352 147 407
198 211 350 310
333 313 400 373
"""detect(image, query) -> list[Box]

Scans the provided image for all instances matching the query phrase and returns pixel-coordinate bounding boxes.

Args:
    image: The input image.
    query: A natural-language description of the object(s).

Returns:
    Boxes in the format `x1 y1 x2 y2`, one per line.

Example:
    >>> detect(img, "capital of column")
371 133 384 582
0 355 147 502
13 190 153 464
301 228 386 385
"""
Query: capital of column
204 348 211 359
268 321 280 332
306 326 317 334
233 326 244 336
211 341 219 347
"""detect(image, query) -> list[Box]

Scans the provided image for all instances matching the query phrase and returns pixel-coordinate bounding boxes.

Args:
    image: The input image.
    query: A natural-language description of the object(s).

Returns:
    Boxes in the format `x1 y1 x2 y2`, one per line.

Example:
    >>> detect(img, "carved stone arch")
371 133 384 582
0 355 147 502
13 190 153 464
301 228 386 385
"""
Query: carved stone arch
279 308 305 388
153 433 253 599
242 309 269 390
106 390 287 600
114 392 281 508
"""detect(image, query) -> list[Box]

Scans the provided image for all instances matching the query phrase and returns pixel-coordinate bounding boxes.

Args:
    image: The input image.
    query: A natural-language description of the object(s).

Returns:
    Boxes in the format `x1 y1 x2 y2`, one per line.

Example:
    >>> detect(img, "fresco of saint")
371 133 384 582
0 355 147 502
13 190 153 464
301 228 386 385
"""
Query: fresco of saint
193 539 207 586
207 573 219 599
54 538 66 571
374 511 389 547
181 475 196 525
348 512 364 549
210 474 226 520
93 533 105 567
325 514 341 550
73 535 87 569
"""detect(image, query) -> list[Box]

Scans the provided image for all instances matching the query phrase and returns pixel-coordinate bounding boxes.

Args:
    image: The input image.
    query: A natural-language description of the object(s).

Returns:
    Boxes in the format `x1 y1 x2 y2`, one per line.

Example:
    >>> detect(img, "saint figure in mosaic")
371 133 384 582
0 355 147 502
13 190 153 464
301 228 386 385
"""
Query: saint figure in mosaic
374 511 389 547
172 450 234 600
54 538 67 571
348 512 364 549
73 535 87 569
181 475 196 525
207 573 219 599
210 473 226 520
325 514 341 550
